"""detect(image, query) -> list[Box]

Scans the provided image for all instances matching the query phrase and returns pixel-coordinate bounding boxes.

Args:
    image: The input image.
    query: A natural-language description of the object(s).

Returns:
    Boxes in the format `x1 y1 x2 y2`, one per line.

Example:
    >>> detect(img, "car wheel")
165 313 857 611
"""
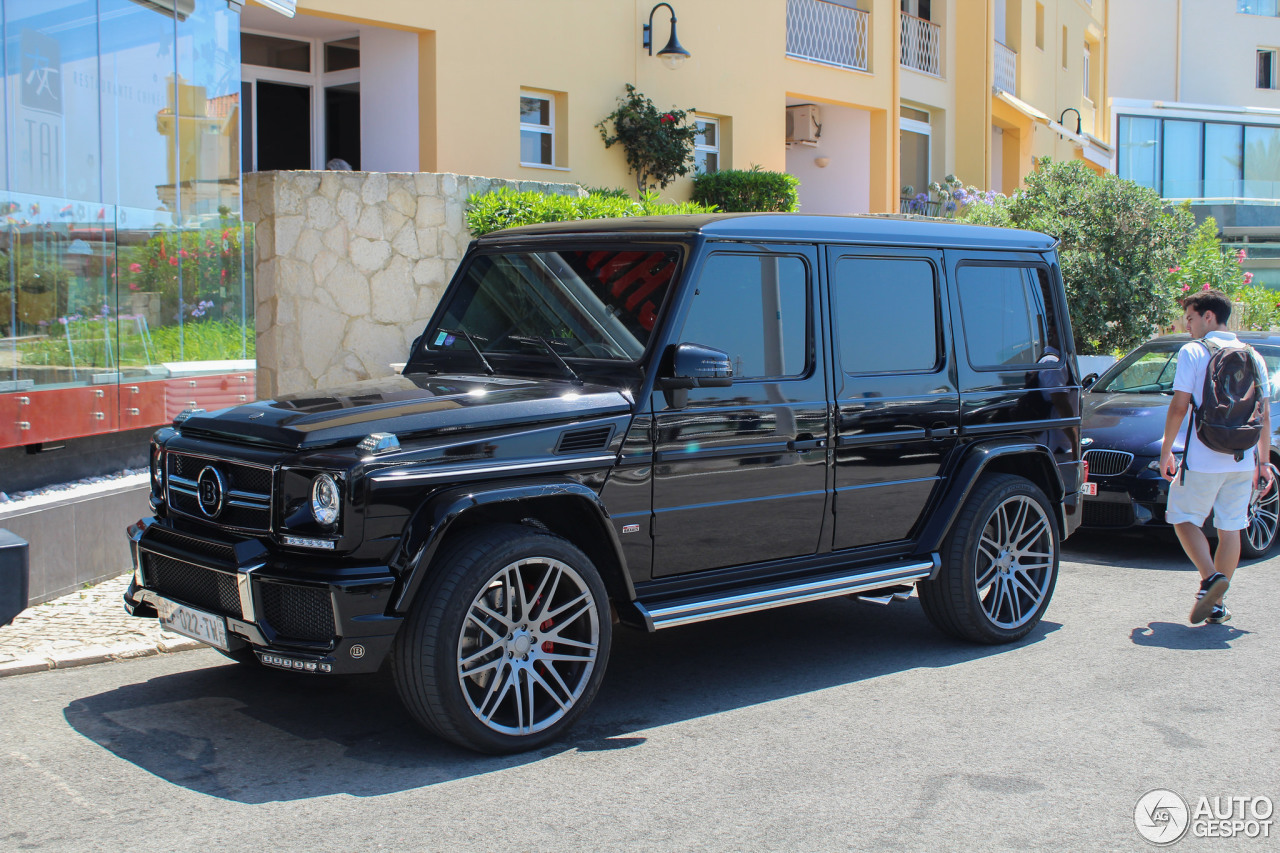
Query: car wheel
392 523 611 753
1241 463 1280 558
919 473 1059 644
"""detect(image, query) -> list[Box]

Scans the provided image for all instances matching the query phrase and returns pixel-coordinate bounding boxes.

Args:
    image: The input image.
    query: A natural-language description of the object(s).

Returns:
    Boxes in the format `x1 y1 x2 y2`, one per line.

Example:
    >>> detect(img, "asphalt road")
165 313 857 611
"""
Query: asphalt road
1 529 1277 853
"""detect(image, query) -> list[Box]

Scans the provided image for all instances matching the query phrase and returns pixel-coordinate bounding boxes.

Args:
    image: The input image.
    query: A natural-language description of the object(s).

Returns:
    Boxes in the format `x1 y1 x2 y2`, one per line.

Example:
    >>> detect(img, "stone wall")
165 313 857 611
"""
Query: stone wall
244 171 585 398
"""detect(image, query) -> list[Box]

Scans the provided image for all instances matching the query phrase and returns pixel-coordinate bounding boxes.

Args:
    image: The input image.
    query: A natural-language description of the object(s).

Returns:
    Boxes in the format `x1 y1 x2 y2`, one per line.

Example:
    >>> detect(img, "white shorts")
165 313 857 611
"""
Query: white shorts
1166 469 1254 530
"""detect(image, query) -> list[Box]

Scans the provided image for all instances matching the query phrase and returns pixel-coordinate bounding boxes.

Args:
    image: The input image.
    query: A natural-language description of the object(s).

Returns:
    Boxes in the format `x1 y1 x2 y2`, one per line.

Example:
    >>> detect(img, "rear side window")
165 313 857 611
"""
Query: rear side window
833 256 940 374
678 253 809 379
956 264 1062 369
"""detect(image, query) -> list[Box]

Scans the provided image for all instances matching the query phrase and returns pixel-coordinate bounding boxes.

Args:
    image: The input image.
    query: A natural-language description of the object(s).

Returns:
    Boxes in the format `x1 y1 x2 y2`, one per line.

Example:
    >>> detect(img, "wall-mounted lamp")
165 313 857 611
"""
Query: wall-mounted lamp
1059 107 1082 135
814 157 830 169
644 3 691 70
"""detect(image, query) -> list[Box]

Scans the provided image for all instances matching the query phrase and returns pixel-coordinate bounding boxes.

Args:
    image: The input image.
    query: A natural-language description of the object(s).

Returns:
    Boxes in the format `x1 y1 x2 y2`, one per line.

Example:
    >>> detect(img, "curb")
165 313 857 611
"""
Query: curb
0 637 206 678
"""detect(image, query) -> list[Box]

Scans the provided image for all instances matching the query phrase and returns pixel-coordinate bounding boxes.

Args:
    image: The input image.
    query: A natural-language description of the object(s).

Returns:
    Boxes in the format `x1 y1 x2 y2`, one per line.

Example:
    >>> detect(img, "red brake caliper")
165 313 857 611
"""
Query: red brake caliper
540 618 555 653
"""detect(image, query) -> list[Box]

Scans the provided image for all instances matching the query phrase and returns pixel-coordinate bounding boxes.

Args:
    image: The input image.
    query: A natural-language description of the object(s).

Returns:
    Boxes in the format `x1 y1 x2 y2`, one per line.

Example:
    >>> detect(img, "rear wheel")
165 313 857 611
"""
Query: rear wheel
392 524 611 753
919 473 1059 644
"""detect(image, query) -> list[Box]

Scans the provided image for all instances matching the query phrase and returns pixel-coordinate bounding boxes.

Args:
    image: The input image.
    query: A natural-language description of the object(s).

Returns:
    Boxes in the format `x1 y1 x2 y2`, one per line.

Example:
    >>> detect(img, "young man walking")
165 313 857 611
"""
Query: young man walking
1160 290 1274 624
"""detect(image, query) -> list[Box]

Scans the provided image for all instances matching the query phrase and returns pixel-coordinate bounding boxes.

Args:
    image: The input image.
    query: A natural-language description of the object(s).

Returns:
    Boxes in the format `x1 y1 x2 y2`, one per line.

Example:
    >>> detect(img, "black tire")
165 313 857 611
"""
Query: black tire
1241 463 1279 559
391 523 612 754
919 473 1059 644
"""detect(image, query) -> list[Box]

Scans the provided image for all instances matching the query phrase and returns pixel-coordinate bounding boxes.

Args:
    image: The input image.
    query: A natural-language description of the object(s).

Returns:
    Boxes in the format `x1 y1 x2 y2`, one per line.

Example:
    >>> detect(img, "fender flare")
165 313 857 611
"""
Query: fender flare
390 478 632 614
913 440 1067 557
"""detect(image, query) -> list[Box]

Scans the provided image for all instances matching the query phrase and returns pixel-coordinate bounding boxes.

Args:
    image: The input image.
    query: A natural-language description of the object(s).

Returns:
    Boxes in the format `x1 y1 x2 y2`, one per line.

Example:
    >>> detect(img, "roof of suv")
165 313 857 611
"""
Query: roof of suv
476 212 1057 251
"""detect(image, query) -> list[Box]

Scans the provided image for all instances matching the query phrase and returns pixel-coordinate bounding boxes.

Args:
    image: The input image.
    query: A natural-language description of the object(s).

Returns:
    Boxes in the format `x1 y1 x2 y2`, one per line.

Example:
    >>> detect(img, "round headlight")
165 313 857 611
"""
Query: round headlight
310 473 341 527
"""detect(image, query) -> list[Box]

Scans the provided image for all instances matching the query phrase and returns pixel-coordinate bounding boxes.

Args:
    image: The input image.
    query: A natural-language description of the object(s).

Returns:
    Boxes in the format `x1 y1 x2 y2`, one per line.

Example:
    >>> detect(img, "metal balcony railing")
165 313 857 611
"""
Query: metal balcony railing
994 40 1017 93
786 0 869 72
900 13 941 76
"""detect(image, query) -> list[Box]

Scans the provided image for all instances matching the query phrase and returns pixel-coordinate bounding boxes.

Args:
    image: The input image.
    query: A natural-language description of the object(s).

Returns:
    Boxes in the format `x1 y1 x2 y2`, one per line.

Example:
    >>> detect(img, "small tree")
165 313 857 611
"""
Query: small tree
960 158 1194 354
596 84 699 194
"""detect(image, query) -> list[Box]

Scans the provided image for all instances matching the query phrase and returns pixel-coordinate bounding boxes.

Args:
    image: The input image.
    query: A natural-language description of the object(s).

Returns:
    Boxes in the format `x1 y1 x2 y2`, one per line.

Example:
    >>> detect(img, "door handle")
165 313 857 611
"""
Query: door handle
927 422 958 440
787 435 827 451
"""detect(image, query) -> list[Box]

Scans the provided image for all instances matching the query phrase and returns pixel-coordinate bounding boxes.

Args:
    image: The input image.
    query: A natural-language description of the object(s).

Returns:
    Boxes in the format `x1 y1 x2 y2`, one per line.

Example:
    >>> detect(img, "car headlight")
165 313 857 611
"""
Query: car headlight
310 473 341 527
150 443 165 491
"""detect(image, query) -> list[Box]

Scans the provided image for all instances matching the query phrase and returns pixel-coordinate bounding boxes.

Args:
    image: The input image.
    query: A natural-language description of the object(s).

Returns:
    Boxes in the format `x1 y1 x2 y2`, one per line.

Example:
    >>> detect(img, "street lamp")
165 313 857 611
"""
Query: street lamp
643 3 691 70
1059 108 1082 135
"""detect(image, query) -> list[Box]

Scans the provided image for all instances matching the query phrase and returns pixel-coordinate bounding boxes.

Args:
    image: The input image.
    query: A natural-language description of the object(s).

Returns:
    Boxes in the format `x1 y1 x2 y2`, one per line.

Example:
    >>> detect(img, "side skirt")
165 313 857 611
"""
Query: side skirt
632 555 939 631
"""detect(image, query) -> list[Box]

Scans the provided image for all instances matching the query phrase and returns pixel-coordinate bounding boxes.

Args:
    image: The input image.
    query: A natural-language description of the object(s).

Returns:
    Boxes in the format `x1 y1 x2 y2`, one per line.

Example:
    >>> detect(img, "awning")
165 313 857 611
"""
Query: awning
994 90 1051 124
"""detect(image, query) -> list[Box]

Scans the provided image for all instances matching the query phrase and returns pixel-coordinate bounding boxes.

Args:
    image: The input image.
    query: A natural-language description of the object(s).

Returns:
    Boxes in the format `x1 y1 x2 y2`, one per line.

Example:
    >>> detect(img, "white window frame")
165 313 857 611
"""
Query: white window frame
694 116 720 174
519 90 555 168
1259 49 1279 89
1083 44 1092 100
241 28 360 171
900 112 932 195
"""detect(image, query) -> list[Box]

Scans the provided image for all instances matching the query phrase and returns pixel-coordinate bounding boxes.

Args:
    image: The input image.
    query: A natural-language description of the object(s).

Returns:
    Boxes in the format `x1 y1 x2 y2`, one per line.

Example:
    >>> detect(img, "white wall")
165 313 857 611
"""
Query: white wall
785 103 871 214
1108 0 1179 101
359 27 419 172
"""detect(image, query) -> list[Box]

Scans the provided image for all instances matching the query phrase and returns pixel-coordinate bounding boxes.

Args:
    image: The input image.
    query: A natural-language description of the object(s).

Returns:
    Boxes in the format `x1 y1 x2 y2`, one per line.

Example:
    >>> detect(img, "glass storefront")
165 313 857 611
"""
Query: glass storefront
1118 114 1280 202
0 0 250 447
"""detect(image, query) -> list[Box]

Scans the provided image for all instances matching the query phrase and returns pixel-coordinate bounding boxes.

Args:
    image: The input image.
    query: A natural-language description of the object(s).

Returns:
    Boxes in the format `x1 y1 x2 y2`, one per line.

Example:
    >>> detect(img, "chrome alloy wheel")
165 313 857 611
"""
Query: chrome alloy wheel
974 495 1056 630
456 557 601 736
1246 464 1280 554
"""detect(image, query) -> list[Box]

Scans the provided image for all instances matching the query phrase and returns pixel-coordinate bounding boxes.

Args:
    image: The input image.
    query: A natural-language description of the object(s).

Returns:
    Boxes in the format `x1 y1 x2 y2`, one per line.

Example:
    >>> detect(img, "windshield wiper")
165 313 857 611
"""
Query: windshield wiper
438 328 495 375
509 335 583 385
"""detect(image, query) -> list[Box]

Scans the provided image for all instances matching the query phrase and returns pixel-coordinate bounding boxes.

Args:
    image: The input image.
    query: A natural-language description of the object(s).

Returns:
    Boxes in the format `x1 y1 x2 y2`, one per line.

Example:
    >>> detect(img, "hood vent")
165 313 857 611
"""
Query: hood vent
556 425 614 454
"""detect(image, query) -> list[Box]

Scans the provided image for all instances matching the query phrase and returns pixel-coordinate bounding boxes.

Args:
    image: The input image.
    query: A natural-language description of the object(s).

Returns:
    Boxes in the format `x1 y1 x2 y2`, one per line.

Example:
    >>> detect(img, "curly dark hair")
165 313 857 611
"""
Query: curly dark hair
1182 289 1232 324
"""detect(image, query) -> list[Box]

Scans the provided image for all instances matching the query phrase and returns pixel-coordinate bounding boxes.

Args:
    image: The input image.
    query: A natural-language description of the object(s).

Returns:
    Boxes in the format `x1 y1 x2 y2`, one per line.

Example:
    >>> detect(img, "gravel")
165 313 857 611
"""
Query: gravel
0 468 150 512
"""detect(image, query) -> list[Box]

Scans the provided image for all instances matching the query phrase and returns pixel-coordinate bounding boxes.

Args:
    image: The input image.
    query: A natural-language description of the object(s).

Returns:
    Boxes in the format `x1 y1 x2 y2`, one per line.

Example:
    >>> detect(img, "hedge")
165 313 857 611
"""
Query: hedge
691 167 799 212
466 188 715 236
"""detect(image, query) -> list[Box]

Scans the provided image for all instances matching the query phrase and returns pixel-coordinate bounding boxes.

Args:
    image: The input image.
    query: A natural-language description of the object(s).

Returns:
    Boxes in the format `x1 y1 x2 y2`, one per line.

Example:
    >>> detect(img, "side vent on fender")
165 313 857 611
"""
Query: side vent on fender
555 425 615 454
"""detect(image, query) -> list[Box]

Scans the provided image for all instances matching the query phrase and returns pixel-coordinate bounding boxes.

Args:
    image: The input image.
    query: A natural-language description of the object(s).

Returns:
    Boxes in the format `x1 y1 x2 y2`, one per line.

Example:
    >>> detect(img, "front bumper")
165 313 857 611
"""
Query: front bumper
124 517 402 674
1080 466 1169 529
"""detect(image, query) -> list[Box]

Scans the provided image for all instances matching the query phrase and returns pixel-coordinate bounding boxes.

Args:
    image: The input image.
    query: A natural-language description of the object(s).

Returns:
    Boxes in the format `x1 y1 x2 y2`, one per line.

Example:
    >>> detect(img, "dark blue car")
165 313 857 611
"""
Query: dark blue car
1079 333 1280 556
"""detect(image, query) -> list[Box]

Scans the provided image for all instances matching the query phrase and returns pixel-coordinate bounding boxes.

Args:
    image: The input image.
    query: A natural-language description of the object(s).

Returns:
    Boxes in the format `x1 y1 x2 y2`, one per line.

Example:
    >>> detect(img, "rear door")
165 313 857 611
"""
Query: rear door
828 247 960 550
650 245 830 576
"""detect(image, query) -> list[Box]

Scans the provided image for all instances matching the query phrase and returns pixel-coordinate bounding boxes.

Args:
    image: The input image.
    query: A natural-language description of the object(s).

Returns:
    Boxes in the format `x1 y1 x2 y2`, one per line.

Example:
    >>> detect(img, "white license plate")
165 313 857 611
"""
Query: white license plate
1081 482 1098 496
157 597 229 651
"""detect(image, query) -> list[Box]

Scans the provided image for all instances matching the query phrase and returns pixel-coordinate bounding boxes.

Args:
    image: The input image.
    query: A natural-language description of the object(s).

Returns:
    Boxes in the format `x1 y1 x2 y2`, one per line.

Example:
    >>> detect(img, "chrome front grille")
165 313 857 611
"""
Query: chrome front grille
166 451 274 533
1084 449 1134 477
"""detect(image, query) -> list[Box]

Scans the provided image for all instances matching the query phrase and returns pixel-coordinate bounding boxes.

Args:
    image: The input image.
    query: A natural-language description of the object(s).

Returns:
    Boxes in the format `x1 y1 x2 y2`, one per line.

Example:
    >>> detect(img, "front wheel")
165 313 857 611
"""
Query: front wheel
1241 463 1280 558
392 524 612 753
919 473 1059 644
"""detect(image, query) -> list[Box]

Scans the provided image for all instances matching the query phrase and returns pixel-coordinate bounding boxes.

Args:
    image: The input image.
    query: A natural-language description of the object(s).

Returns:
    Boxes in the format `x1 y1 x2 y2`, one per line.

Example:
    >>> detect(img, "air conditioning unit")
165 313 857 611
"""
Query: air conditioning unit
786 104 821 146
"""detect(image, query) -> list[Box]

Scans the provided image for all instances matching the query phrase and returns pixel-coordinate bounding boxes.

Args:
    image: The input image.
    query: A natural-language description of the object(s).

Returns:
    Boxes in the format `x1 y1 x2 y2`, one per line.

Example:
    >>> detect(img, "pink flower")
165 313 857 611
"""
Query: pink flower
1169 266 1181 273
168 256 178 266
1244 272 1255 284
1202 282 1211 291
128 262 141 273
1237 249 1247 263
128 283 139 291
660 113 674 124
1181 284 1190 292
179 249 188 259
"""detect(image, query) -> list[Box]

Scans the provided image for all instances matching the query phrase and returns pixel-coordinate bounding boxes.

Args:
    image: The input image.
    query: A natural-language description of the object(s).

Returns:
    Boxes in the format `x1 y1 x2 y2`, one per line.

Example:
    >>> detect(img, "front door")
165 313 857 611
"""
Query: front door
651 246 830 576
829 248 960 550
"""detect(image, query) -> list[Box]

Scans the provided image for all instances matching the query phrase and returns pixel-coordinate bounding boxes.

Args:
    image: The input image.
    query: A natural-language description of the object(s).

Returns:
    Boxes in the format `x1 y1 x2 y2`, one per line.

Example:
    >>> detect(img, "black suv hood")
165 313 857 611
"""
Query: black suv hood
176 373 634 450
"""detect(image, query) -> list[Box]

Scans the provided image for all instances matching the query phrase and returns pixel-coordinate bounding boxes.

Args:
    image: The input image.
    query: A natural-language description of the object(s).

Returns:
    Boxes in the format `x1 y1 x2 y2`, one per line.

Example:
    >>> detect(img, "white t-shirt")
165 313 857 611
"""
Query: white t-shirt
1172 331 1271 473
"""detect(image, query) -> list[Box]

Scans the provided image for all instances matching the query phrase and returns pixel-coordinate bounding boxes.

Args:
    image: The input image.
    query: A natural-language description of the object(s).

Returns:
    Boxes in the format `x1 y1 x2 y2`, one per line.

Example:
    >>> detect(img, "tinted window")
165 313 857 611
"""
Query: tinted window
679 254 808 379
958 265 1061 369
834 257 939 374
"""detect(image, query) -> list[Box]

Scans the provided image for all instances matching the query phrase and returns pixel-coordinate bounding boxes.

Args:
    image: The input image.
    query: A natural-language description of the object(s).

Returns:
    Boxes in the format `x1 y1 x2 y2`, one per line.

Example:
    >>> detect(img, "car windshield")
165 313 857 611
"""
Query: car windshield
1093 344 1181 393
422 248 681 363
1095 341 1280 397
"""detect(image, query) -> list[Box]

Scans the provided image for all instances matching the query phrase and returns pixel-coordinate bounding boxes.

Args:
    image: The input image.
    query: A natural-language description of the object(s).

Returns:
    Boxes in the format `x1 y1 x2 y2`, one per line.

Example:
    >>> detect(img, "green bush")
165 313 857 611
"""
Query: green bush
959 157 1194 354
691 166 799 212
466 188 716 236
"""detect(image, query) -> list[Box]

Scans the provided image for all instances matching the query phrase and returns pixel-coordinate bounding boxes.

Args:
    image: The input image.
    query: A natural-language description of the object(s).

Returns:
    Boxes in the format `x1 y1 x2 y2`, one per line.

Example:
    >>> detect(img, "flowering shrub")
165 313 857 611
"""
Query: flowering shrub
900 175 997 218
1166 218 1278 330
118 215 245 326
596 84 700 193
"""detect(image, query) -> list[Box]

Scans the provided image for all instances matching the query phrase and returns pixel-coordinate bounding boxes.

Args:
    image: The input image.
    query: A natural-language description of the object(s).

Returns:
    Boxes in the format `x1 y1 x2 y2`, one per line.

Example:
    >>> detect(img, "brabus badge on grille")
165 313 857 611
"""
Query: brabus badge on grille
197 466 226 518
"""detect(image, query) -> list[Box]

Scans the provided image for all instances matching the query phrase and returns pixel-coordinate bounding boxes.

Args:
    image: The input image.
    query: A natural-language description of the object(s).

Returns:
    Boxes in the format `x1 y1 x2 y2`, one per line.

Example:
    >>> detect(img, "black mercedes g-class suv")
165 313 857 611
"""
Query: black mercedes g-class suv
125 213 1083 753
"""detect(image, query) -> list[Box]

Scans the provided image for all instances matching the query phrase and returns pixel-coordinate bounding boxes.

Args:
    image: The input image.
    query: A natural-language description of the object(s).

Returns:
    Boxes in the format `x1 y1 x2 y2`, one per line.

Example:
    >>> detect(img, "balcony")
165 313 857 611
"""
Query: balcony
900 13 941 76
786 0 869 72
994 40 1016 94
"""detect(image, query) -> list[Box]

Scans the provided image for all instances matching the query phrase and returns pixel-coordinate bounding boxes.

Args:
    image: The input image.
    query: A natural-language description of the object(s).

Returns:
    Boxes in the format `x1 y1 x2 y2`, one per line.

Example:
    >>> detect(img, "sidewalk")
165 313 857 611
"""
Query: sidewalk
0 571 204 677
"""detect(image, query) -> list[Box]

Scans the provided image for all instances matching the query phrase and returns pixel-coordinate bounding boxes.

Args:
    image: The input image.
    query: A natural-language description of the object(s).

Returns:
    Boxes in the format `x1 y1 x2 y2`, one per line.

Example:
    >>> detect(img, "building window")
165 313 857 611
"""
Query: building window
1062 27 1068 69
694 117 720 173
1259 50 1278 89
1116 114 1280 201
1083 44 1092 99
1240 1 1280 16
520 91 554 166
900 106 931 201
1035 3 1044 50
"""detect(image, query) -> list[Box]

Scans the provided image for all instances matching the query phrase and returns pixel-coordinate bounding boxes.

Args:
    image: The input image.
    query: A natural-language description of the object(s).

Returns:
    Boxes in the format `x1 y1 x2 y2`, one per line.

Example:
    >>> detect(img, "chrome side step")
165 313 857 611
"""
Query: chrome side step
634 556 938 631
854 584 916 605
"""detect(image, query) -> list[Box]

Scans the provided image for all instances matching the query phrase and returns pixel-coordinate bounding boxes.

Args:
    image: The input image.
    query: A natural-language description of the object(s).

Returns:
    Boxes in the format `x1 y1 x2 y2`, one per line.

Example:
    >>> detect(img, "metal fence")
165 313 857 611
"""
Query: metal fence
994 40 1017 93
900 13 941 76
786 0 869 72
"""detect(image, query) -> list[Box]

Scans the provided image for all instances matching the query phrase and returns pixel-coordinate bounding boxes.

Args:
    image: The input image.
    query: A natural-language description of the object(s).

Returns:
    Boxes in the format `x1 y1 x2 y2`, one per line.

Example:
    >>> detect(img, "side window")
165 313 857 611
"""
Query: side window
678 254 808 379
957 264 1060 368
834 257 940 374
1255 346 1280 401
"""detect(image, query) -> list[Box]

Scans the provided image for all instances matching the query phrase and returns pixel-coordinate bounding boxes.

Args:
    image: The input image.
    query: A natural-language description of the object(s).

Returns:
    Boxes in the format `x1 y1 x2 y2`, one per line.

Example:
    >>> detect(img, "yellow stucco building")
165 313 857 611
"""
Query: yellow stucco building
236 0 1114 212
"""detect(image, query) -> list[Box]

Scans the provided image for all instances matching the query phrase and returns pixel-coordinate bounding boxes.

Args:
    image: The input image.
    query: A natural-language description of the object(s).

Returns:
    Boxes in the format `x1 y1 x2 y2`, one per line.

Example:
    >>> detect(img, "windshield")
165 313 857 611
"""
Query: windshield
423 248 681 362
1095 341 1280 397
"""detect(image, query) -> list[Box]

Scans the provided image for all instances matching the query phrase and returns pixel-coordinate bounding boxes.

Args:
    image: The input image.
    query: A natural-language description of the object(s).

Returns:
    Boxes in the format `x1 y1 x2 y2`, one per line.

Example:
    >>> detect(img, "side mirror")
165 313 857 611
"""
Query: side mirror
658 342 734 389
1082 372 1099 390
